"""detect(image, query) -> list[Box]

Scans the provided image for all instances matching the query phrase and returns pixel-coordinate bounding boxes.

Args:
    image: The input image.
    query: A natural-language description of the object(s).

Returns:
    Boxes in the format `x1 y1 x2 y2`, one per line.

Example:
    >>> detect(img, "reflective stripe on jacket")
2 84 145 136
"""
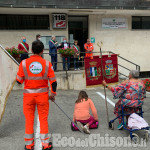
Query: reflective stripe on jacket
84 43 94 52
16 55 56 95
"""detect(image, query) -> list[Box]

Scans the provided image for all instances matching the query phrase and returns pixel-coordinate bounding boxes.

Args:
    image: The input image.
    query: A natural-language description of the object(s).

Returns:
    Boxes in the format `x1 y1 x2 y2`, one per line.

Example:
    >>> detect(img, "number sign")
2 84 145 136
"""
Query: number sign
52 14 67 29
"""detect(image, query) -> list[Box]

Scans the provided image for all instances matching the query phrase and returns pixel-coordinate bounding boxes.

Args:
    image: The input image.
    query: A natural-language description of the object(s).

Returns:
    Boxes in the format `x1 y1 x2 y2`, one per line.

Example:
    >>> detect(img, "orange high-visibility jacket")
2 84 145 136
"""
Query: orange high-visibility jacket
84 43 94 52
16 55 56 96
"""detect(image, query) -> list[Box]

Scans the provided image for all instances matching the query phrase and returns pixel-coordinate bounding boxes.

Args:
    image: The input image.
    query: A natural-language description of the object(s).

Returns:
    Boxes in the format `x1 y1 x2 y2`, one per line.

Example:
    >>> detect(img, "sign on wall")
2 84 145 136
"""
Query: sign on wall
52 14 67 28
91 37 95 43
102 18 127 29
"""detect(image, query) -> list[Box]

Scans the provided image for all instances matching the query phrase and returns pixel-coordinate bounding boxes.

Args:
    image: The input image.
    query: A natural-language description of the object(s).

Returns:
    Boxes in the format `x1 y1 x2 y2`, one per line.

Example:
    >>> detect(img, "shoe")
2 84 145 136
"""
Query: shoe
123 121 127 127
25 145 34 150
74 69 77 71
77 68 80 70
83 125 90 134
42 142 53 150
76 121 84 131
117 123 123 130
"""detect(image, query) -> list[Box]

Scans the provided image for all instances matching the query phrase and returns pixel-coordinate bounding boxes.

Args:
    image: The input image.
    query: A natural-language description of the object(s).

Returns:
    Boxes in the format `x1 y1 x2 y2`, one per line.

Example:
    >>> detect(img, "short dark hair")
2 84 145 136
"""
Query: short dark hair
36 34 40 39
32 40 44 54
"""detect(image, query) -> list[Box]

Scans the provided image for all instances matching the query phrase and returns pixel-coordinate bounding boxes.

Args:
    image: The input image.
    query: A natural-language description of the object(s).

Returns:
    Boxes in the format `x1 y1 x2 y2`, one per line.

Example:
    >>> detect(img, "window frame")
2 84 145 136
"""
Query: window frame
0 14 50 30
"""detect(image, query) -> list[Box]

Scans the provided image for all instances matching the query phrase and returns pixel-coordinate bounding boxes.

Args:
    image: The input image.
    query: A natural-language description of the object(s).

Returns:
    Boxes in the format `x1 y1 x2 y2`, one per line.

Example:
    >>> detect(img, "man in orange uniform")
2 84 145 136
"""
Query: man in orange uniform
16 40 57 150
84 39 94 59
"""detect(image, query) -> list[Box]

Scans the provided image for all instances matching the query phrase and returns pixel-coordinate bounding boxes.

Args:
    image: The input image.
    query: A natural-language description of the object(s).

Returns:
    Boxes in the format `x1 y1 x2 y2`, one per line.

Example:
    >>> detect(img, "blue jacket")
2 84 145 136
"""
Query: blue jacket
49 40 57 56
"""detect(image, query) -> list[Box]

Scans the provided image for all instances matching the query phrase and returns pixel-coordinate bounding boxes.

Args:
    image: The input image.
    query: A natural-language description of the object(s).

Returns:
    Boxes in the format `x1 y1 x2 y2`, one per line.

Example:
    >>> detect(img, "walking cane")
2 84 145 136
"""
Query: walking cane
51 100 84 133
97 42 109 127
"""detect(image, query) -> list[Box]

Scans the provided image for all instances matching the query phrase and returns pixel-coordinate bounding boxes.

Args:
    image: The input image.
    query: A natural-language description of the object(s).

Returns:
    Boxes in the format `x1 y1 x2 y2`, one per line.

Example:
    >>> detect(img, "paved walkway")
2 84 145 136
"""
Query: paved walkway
0 88 150 150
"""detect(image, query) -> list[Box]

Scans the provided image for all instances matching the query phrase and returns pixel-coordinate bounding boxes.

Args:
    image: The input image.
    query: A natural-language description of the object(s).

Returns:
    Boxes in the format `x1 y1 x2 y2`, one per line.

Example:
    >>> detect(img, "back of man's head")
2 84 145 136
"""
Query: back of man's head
32 40 44 54
36 34 40 39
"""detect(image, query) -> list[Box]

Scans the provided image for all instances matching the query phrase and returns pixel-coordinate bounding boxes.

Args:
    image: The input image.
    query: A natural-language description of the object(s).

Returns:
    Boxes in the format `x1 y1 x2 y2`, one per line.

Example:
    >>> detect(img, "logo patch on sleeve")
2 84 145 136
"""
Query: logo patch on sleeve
29 62 43 74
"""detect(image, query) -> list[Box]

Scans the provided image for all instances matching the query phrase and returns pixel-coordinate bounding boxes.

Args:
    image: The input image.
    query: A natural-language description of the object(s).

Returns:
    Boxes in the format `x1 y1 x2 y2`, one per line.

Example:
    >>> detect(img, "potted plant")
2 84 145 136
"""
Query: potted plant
5 46 24 58
143 79 150 92
58 48 75 57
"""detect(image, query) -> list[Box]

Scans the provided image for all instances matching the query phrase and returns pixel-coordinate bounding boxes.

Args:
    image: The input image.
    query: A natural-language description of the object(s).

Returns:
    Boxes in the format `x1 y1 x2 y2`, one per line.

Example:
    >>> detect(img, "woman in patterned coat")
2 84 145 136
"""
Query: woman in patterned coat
102 70 146 129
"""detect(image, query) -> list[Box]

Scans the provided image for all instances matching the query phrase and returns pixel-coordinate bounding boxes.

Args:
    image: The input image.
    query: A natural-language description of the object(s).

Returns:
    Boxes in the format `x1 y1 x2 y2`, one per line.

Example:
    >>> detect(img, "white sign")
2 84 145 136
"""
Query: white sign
102 18 127 29
29 62 43 74
52 14 67 28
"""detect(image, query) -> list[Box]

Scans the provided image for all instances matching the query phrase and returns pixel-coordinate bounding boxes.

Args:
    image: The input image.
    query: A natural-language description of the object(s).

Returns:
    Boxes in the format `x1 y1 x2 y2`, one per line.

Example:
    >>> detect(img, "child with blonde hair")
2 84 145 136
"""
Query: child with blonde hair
71 91 99 134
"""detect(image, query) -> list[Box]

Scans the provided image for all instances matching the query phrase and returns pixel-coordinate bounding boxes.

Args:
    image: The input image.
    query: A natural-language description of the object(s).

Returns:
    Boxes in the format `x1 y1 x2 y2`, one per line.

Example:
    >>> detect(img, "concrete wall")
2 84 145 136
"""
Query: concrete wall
13 71 86 90
0 46 18 122
0 30 67 70
89 14 150 72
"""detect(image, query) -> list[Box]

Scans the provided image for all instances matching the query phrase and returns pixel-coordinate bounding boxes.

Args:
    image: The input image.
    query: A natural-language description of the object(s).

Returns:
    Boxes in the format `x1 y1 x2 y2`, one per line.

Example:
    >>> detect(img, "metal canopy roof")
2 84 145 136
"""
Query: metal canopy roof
0 0 150 10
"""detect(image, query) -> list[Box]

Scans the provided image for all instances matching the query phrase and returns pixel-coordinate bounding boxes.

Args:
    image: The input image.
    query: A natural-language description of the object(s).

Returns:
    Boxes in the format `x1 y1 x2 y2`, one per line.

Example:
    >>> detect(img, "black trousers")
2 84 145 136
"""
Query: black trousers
21 53 28 61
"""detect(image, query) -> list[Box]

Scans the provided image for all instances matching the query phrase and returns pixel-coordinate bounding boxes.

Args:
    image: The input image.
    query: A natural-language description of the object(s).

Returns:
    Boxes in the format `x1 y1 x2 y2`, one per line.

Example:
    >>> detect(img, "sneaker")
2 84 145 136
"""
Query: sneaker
42 142 53 150
77 68 80 70
83 125 90 134
74 69 77 71
117 123 123 130
76 121 84 131
25 145 34 150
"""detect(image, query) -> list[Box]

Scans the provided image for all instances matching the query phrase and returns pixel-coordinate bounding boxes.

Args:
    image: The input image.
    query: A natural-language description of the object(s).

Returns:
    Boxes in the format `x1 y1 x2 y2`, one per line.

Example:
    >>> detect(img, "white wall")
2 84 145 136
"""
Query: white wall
89 14 150 72
0 28 68 70
0 46 18 122
0 8 150 72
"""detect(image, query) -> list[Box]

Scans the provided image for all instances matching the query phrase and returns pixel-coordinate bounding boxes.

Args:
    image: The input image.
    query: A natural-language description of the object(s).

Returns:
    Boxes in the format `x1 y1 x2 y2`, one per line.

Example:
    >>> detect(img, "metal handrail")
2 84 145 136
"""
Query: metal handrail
1 45 140 79
118 64 131 71
0 45 19 66
119 72 128 78
104 51 140 71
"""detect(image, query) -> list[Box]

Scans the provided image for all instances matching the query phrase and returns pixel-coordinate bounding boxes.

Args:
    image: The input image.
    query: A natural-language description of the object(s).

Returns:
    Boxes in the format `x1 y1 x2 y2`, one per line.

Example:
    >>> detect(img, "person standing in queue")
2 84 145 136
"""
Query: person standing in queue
16 40 57 150
18 36 29 61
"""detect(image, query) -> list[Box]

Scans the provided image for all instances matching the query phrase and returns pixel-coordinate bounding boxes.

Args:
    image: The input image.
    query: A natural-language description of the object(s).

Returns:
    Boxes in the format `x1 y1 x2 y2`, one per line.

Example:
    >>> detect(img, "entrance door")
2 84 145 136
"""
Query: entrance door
68 16 88 68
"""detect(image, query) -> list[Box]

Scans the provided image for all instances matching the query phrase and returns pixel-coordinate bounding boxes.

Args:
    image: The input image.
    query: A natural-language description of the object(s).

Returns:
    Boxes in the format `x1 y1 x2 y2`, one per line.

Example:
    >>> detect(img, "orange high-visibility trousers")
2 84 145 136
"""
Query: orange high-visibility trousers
85 53 93 59
23 93 49 145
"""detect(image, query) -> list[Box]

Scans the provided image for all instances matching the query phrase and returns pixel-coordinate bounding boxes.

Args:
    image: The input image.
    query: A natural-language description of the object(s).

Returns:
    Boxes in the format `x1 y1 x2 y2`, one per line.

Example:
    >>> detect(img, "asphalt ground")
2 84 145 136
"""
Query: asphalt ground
0 88 150 150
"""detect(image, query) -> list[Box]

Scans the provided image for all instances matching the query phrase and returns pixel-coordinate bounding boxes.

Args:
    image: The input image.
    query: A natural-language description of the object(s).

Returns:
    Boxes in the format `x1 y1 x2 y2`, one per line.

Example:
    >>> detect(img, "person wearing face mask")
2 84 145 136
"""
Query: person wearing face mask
36 34 44 58
58 37 70 71
49 36 58 71
84 39 94 59
18 36 29 61
36 34 41 41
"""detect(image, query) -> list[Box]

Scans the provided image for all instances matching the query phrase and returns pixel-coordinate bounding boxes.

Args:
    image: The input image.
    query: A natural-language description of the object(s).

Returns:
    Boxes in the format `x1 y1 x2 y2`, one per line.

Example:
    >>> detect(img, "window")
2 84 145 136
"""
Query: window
0 15 49 30
132 16 150 29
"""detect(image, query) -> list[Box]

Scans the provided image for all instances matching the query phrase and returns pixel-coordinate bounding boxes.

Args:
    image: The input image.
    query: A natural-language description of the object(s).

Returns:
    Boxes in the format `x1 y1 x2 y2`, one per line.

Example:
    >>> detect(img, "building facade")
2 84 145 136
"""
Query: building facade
0 0 150 73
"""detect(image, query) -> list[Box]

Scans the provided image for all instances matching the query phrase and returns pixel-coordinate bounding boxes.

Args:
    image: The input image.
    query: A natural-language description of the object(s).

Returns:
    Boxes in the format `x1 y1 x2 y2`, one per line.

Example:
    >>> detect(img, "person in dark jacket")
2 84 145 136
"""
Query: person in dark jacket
36 34 44 58
49 36 58 71
59 37 70 71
